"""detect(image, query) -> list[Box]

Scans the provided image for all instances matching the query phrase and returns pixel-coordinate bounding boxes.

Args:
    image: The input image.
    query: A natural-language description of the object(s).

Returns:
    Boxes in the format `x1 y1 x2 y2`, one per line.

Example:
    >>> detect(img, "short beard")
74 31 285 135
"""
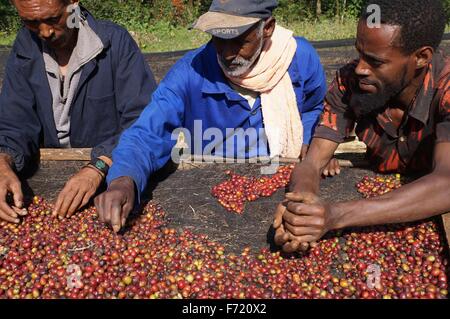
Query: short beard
218 22 265 78
350 65 409 118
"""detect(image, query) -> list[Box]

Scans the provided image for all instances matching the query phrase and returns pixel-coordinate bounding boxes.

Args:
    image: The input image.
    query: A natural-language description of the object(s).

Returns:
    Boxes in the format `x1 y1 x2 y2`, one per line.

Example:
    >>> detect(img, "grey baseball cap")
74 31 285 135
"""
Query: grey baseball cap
191 0 278 40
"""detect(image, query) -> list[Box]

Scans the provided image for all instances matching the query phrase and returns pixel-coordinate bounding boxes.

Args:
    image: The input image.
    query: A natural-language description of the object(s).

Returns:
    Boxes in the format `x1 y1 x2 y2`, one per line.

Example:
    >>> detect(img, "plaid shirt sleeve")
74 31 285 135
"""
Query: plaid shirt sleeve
313 63 357 143
436 83 450 144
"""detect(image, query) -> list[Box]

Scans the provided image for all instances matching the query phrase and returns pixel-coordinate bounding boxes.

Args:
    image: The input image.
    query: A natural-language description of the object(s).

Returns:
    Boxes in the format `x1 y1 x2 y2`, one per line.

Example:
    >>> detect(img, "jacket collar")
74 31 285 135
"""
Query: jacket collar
13 7 110 60
11 7 109 147
408 51 447 124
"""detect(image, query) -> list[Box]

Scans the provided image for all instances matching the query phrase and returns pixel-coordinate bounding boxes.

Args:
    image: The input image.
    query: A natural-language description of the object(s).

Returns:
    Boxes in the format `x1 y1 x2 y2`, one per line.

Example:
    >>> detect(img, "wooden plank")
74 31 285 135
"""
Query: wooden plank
442 213 450 249
40 148 91 161
40 140 367 161
40 143 369 168
335 140 367 154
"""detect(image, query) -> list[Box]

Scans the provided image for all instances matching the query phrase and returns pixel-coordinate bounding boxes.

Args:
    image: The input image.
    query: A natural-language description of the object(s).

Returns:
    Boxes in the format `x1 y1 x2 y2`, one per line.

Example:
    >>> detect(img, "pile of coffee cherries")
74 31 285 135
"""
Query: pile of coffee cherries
211 165 295 214
356 174 402 198
0 174 448 299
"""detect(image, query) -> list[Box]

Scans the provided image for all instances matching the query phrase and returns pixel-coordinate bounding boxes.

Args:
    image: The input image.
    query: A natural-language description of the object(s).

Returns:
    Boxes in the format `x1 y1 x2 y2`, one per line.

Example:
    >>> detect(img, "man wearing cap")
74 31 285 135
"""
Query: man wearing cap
0 0 156 224
95 0 328 233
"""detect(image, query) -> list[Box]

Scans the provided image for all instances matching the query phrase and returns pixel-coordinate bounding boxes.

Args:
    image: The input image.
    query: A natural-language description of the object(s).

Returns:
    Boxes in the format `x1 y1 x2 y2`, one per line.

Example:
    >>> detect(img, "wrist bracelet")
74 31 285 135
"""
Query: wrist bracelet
83 164 106 179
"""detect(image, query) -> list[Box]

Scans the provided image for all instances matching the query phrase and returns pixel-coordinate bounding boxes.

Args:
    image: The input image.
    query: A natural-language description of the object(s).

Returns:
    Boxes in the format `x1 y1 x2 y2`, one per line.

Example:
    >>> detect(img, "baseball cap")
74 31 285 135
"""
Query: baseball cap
191 0 278 40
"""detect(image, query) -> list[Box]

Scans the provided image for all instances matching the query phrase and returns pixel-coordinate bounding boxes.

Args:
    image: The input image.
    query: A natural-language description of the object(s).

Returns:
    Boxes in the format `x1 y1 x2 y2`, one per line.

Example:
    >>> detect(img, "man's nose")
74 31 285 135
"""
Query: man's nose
222 44 240 62
355 59 371 77
38 23 55 40
215 40 239 61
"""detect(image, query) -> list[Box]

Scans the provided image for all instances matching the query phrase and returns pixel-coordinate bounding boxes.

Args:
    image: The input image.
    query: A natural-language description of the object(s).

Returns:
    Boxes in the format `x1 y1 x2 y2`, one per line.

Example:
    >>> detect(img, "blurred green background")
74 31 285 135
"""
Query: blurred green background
1 0 449 52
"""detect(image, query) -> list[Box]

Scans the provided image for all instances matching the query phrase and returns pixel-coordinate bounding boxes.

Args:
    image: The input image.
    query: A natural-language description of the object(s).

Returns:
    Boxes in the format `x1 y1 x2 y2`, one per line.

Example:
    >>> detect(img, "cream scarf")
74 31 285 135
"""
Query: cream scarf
221 24 303 158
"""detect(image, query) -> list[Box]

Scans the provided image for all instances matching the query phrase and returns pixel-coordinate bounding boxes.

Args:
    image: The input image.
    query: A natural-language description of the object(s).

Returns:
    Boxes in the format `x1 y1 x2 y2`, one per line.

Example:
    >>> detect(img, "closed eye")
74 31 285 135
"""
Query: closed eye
366 56 384 67
22 19 39 25
44 15 62 25
356 46 385 67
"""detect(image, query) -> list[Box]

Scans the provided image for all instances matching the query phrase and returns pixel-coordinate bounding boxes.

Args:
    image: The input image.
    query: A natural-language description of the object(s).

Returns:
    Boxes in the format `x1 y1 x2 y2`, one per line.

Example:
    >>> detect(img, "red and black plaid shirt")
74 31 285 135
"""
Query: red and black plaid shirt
314 51 450 174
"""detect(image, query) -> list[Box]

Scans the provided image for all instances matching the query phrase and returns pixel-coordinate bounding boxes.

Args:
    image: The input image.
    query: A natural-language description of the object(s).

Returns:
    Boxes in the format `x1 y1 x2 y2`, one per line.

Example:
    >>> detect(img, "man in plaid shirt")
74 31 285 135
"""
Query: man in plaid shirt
274 0 450 252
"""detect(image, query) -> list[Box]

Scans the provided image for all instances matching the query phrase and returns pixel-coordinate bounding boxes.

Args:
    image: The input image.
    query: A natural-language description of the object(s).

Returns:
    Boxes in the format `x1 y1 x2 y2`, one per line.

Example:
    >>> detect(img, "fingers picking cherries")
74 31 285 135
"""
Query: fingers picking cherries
0 172 448 299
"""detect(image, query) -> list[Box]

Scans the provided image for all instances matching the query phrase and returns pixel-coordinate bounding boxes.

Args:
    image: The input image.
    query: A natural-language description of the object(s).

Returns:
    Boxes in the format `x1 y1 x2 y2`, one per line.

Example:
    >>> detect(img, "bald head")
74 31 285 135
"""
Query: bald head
12 0 73 17
12 0 79 50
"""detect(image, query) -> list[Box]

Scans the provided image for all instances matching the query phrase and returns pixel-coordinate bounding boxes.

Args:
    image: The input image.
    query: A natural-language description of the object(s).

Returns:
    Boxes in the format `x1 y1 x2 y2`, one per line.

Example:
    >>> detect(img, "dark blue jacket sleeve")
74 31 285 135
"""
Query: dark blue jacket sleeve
296 38 327 145
0 54 41 171
91 27 157 161
106 58 189 200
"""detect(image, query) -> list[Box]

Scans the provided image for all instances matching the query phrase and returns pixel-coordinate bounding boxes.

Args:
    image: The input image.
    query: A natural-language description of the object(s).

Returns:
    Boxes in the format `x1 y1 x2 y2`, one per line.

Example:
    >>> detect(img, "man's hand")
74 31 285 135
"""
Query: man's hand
323 158 341 177
281 192 338 252
0 154 27 223
274 192 321 253
273 200 290 246
94 176 135 233
53 166 104 218
273 200 310 253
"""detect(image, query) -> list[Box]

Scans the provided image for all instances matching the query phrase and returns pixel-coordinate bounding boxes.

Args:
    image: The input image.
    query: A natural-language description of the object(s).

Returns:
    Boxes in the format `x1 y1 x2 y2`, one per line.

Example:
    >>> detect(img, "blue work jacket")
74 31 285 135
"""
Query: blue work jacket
0 9 156 171
107 37 327 198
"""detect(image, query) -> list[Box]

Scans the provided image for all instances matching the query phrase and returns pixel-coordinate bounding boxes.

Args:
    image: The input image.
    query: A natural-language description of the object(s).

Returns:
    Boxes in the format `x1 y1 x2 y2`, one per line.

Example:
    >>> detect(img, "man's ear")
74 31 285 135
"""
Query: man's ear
415 46 434 69
263 17 276 39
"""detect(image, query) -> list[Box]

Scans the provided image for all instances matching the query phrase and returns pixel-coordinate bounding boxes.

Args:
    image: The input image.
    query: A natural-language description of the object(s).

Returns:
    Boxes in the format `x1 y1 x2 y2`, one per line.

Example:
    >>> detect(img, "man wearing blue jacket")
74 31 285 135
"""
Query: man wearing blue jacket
0 0 156 223
95 0 327 233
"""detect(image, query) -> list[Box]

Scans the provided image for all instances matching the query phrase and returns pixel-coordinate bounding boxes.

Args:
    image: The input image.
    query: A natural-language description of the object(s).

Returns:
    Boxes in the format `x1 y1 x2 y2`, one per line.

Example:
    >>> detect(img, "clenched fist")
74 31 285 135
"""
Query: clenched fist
274 192 333 253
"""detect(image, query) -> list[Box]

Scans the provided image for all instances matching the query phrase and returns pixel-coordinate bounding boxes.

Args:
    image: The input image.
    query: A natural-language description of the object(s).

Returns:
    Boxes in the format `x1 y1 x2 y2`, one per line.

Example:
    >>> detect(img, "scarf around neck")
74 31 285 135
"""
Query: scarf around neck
220 24 303 159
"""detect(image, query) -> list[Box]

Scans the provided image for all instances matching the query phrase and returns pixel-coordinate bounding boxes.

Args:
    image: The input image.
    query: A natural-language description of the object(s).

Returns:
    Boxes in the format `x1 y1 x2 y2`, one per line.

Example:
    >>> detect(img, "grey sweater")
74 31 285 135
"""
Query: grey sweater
42 19 103 147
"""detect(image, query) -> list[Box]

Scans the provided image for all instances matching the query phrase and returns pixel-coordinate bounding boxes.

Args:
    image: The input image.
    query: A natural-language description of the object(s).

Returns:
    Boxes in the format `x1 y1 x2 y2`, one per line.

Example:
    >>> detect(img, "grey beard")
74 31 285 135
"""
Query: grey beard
218 24 265 77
